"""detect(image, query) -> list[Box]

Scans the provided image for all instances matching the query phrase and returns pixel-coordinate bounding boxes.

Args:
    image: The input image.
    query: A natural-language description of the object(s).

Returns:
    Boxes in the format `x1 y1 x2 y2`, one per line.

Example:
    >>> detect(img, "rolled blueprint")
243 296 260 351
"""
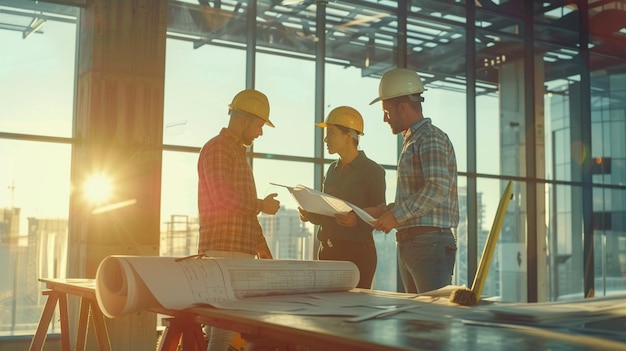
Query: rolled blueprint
95 255 360 318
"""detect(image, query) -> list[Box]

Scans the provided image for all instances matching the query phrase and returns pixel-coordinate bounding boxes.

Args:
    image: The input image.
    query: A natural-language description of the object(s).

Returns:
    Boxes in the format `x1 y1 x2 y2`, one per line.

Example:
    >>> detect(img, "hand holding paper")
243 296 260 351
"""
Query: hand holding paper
335 211 357 227
271 183 375 226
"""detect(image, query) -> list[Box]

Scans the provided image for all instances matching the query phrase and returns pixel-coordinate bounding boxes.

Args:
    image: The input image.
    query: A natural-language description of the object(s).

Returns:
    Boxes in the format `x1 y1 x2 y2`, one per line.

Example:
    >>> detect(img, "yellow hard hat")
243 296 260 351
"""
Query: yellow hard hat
316 106 364 136
229 89 274 127
369 68 427 105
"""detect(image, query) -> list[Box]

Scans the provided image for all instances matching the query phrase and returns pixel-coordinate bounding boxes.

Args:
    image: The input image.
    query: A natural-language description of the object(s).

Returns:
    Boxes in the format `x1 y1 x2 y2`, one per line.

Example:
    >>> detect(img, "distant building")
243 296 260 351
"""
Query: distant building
0 207 20 244
259 206 313 260
0 212 67 334
160 214 199 258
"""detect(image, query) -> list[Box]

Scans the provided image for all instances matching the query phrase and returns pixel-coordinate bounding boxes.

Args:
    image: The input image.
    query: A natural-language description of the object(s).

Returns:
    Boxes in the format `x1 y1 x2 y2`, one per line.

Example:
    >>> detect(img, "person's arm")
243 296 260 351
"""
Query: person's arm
373 210 400 234
334 211 357 227
363 203 386 218
256 240 273 259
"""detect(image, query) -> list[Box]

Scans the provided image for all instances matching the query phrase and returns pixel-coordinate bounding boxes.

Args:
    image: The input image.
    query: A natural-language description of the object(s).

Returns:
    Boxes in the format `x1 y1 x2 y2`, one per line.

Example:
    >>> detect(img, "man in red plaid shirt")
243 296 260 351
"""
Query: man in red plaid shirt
197 88 280 351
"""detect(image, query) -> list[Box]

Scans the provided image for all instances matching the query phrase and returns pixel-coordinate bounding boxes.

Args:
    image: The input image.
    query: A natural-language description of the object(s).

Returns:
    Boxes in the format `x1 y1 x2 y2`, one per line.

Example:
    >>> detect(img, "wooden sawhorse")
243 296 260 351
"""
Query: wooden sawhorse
158 313 206 351
29 279 111 351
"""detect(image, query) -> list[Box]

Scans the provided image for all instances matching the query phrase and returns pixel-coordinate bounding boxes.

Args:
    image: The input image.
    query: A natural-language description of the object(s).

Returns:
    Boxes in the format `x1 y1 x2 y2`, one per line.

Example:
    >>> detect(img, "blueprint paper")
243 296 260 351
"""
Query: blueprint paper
271 183 375 225
95 255 360 318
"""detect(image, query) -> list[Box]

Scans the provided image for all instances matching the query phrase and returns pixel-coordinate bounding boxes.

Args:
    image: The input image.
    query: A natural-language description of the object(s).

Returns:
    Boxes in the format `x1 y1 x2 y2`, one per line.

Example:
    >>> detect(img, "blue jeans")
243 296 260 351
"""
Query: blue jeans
397 230 457 293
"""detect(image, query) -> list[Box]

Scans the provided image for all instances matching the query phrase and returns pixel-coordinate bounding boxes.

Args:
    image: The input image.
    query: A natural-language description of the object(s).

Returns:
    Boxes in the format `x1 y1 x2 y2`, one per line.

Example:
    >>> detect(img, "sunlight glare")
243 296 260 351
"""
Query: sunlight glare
83 174 113 203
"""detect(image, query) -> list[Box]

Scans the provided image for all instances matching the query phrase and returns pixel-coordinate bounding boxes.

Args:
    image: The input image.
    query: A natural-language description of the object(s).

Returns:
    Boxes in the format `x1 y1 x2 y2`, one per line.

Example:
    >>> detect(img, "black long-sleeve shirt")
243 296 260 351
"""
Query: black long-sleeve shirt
310 151 386 243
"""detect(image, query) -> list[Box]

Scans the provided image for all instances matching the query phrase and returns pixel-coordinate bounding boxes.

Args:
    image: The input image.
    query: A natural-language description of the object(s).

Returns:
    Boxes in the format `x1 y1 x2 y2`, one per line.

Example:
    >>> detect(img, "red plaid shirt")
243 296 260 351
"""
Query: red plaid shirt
197 128 265 255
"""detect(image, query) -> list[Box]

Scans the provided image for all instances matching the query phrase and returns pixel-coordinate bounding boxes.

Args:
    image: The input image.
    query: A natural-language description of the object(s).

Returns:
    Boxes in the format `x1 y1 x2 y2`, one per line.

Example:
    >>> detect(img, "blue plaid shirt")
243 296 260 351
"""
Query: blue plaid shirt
392 118 459 230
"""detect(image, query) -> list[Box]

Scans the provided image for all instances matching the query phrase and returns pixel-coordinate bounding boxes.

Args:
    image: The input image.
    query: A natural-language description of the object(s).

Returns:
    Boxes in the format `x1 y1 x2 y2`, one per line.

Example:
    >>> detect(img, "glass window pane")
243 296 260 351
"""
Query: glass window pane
255 159 316 260
160 151 199 257
476 29 524 177
548 184 585 300
325 65 398 167
0 140 71 336
406 11 467 173
0 3 76 336
590 65 626 187
476 178 526 302
255 54 315 157
587 10 626 296
427 89 467 173
0 19 75 137
164 40 246 147
455 175 468 287
373 168 398 291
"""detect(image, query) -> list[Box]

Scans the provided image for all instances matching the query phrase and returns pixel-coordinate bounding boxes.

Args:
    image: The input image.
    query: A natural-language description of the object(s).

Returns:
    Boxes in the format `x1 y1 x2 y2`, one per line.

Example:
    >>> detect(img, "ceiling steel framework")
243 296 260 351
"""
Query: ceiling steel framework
1 0 625 94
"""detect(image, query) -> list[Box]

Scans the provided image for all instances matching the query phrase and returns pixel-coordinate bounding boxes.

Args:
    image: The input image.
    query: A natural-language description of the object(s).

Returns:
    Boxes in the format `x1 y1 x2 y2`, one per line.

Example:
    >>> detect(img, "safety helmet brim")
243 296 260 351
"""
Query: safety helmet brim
369 88 428 105
317 121 364 136
316 106 365 135
369 68 427 105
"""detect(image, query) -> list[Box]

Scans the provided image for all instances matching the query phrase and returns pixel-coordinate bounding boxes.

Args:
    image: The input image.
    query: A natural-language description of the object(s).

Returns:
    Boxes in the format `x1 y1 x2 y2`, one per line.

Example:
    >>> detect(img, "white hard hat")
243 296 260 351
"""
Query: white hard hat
369 68 427 105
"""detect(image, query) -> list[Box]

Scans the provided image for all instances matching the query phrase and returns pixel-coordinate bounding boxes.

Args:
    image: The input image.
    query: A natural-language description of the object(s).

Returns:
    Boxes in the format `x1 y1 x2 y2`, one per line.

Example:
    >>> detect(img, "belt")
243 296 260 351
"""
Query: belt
320 238 374 249
396 226 448 242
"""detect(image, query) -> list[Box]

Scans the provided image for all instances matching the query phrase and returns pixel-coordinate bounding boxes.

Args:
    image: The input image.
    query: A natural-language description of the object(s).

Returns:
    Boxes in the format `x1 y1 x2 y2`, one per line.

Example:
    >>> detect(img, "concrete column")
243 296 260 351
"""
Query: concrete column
68 0 167 349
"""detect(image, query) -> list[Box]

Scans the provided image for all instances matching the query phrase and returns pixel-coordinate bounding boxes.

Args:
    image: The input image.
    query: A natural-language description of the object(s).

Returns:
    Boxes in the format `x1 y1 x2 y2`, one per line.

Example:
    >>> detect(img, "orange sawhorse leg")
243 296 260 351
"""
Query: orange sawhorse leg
158 315 206 351
75 298 112 351
90 300 111 351
29 290 70 351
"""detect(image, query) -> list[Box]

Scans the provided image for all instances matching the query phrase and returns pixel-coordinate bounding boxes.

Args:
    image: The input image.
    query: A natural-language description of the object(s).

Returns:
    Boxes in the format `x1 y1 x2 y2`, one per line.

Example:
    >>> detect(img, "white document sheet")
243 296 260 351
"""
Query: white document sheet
483 293 626 325
271 183 375 225
95 255 360 318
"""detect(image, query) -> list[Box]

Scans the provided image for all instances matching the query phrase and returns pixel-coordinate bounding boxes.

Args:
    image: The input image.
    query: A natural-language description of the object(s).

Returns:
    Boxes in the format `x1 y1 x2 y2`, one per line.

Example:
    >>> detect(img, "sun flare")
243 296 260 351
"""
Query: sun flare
83 174 113 204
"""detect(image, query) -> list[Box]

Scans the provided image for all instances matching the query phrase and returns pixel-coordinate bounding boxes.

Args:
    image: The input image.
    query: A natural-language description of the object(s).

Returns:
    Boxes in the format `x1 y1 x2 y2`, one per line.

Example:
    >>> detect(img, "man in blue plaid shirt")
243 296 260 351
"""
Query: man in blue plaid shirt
368 68 459 294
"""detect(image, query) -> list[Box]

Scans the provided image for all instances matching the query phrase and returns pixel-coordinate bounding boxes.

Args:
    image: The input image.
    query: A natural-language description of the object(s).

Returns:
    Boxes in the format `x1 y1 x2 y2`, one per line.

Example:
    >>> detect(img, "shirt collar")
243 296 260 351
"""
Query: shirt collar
220 128 246 150
404 118 431 142
410 117 431 133
335 150 367 170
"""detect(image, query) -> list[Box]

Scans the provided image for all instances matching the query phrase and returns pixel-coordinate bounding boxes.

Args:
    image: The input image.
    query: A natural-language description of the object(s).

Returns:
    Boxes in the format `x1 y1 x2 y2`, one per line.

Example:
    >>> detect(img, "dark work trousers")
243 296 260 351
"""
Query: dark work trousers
318 238 377 289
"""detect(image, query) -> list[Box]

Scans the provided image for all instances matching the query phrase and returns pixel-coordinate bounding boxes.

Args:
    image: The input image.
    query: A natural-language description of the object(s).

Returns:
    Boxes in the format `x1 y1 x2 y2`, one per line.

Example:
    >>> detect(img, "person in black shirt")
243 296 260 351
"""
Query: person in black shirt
299 106 386 289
